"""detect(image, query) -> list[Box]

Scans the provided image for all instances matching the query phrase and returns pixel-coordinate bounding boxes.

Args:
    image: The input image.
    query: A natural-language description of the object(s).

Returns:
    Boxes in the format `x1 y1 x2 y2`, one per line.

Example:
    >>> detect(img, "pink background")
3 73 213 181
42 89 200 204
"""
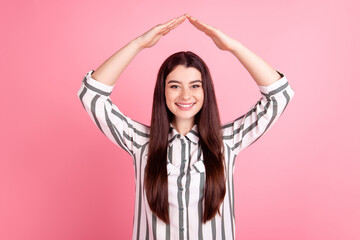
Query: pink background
1 0 359 239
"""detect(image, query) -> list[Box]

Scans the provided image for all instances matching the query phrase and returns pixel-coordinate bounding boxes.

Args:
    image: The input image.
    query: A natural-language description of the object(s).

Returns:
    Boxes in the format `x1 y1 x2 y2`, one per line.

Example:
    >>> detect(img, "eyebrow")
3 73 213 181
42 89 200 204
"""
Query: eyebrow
167 80 202 84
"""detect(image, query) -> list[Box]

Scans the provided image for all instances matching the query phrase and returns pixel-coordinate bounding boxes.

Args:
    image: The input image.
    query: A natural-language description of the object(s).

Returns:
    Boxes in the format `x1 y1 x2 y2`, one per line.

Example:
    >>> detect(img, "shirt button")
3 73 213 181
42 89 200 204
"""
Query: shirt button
180 227 184 231
179 207 184 211
179 186 184 190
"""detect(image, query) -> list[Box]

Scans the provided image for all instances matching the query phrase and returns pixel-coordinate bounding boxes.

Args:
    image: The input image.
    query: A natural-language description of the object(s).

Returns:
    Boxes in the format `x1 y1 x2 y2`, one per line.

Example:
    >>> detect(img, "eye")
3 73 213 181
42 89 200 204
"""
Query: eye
170 85 180 89
191 84 201 88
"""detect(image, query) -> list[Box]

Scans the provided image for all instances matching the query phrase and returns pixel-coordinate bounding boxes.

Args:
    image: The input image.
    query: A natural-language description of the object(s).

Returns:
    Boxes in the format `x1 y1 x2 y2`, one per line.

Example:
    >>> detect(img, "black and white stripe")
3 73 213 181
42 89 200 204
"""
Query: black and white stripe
78 69 294 239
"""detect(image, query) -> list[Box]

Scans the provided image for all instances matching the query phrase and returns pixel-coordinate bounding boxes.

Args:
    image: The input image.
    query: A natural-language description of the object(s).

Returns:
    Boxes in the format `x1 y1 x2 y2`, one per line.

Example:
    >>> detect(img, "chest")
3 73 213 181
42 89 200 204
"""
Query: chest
166 139 206 208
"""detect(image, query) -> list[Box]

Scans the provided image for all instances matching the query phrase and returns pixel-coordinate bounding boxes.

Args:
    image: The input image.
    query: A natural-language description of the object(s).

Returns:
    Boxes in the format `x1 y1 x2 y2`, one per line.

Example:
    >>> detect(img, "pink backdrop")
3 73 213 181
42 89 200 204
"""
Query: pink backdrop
1 0 359 239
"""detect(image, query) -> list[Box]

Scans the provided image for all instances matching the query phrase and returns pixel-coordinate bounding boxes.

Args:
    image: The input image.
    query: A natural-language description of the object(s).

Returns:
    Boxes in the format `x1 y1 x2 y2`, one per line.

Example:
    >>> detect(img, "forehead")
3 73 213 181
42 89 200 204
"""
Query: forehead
166 65 202 83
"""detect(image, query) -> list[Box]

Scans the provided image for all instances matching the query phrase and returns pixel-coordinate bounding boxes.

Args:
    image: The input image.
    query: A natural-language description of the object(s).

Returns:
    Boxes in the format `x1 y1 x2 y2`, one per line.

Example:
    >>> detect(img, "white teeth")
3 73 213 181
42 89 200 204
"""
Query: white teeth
176 103 194 108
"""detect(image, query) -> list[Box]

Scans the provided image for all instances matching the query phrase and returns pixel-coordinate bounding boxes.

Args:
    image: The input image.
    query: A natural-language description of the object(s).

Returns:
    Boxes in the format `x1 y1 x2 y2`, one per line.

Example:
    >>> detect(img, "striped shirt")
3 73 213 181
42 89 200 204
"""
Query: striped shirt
78 69 294 240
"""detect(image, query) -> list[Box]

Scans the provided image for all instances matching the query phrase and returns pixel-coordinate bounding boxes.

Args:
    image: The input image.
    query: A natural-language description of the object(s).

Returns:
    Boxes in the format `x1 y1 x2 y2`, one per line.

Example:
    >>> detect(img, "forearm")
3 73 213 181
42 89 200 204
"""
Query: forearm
229 41 282 86
91 38 144 86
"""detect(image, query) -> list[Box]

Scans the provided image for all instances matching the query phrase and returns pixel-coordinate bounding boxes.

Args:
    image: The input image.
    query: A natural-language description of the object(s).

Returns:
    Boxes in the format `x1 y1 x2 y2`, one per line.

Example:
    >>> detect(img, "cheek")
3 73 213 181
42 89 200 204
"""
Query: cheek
198 91 205 105
165 90 173 107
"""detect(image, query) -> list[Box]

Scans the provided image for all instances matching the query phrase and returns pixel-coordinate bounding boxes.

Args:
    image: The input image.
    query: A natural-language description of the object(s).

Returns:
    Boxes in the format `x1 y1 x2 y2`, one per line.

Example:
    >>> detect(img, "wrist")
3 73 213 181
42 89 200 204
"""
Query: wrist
227 39 242 54
131 37 146 51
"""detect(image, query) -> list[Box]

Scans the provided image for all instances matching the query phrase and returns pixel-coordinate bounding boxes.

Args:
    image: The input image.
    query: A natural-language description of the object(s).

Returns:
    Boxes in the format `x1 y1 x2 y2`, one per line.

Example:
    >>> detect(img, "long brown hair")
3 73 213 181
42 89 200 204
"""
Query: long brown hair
144 51 225 224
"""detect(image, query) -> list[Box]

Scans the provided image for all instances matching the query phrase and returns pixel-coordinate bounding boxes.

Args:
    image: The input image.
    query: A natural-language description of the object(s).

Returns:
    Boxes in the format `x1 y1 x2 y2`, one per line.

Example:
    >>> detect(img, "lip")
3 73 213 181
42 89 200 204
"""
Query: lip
175 102 195 110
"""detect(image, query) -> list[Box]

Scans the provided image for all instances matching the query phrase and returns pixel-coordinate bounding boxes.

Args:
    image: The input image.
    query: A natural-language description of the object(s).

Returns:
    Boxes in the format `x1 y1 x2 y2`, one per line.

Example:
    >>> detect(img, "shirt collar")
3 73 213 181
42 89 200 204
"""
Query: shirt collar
168 123 199 145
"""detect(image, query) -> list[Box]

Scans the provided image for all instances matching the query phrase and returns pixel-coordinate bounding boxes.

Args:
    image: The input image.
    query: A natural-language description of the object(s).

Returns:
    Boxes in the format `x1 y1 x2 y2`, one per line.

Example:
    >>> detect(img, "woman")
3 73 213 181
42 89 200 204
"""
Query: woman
78 14 294 240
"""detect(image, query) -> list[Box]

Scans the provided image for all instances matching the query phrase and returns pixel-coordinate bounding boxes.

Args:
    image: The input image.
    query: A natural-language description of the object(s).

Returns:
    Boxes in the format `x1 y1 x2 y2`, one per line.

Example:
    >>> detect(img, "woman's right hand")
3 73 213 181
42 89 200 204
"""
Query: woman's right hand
135 14 187 49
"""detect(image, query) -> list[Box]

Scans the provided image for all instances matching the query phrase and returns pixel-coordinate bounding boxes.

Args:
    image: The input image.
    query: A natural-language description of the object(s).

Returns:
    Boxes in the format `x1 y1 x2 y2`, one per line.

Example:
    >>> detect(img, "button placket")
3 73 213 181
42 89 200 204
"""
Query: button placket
177 138 187 238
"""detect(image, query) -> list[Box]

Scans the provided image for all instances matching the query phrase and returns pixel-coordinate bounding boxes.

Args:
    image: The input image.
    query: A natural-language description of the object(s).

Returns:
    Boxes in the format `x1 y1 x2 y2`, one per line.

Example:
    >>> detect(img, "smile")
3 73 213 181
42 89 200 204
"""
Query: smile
175 103 195 109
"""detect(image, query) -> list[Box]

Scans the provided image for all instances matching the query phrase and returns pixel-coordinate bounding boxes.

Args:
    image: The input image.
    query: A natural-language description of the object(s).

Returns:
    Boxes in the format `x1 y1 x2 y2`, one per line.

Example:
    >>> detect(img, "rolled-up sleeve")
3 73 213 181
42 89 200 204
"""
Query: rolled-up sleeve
77 70 150 158
222 70 295 155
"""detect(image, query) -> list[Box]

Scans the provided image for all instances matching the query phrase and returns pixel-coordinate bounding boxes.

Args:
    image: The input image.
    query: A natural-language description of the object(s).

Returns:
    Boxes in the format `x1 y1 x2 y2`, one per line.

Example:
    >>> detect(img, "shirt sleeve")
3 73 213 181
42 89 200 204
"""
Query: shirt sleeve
77 70 150 158
221 70 295 155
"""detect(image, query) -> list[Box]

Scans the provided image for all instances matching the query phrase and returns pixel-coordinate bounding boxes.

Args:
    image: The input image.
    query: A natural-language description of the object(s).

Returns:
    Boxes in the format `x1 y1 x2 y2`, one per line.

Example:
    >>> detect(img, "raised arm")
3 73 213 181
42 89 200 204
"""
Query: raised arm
187 15 295 155
78 14 187 157
91 14 188 86
187 15 281 86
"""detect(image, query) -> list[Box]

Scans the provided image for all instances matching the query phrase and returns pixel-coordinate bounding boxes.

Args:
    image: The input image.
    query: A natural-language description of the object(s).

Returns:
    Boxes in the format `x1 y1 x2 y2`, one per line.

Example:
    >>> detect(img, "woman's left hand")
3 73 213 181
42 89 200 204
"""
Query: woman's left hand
187 15 237 52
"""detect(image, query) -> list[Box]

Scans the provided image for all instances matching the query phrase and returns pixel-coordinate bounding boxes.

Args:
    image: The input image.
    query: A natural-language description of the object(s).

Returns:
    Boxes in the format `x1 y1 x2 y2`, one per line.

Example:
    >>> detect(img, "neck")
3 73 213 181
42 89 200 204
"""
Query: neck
172 118 195 136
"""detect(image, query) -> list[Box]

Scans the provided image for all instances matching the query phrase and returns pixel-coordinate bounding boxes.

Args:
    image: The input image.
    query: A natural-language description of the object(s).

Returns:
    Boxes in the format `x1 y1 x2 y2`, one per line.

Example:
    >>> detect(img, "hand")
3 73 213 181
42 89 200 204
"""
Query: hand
135 14 187 49
187 15 237 51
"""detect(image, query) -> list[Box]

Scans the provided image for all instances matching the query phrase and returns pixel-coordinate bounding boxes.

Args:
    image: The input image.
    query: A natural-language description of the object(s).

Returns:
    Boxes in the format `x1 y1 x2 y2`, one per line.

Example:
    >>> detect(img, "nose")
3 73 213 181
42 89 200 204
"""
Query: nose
180 87 191 100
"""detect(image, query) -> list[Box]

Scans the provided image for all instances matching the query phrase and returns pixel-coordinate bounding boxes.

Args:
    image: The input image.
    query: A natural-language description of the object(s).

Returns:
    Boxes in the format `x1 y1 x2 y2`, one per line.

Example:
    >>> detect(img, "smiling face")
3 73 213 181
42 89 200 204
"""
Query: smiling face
165 65 204 127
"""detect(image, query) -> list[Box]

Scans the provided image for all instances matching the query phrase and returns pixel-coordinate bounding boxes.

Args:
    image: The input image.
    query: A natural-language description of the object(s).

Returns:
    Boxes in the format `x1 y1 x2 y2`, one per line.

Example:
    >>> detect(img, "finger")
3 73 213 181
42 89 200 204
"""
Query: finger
162 28 171 36
189 18 207 32
155 18 177 31
155 14 187 37
187 16 205 28
188 15 213 30
168 16 186 30
158 24 175 36
162 14 186 27
158 16 184 33
167 18 183 28
188 16 215 35
160 19 177 29
159 16 186 35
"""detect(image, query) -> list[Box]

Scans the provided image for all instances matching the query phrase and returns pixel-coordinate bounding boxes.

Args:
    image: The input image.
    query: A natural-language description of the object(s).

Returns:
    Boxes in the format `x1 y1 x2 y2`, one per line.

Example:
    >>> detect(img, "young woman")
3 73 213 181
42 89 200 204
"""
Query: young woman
78 14 294 240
